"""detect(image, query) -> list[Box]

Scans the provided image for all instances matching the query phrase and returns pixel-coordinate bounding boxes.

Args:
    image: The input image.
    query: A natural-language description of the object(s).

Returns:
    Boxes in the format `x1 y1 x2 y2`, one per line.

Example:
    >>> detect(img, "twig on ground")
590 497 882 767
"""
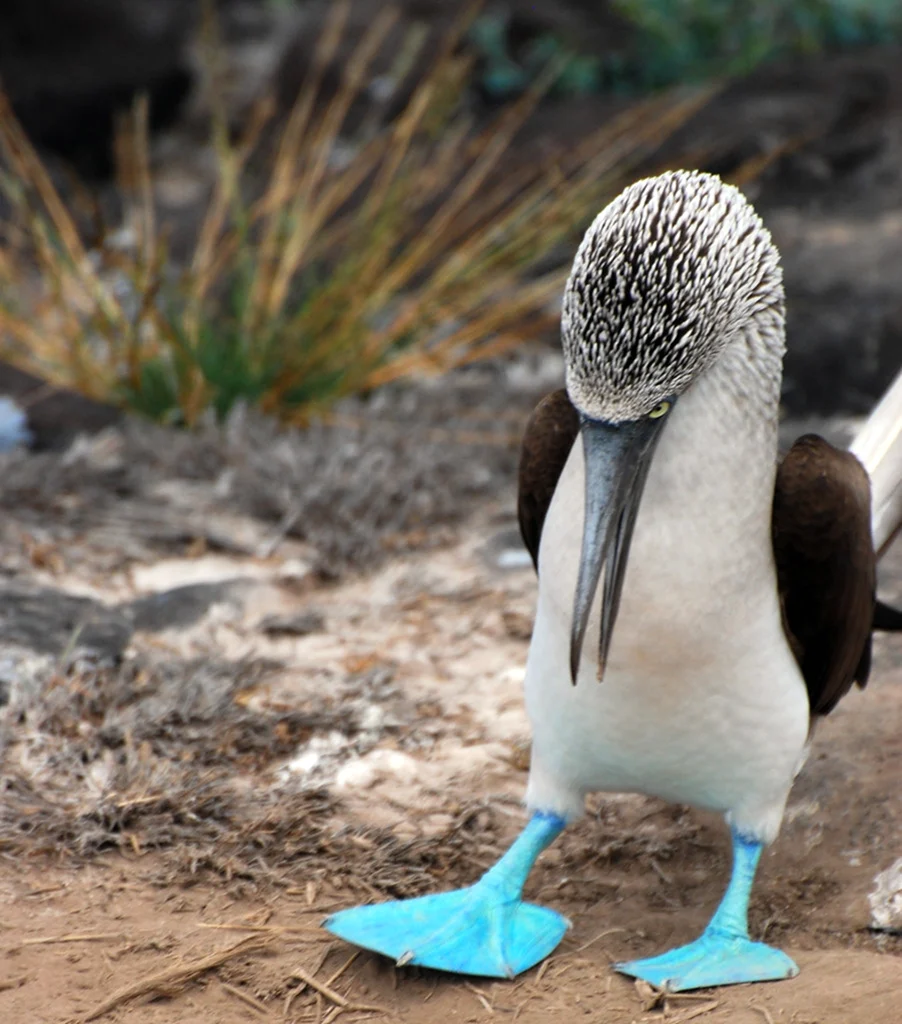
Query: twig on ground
22 885 65 897
284 943 336 1016
632 979 721 1017
572 926 628 960
197 921 323 937
671 1000 721 1022
513 992 536 1020
0 975 30 992
666 992 728 1002
221 980 271 1016
530 927 627 988
79 934 270 1022
634 977 663 1011
14 933 124 949
325 951 360 987
750 1004 776 1024
649 857 674 885
288 963 387 1015
463 981 494 1013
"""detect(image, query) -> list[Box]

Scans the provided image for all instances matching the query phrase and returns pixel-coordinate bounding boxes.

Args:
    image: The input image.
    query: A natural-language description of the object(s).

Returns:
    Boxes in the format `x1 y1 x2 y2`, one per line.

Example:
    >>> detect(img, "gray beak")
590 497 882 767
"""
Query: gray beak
570 415 668 684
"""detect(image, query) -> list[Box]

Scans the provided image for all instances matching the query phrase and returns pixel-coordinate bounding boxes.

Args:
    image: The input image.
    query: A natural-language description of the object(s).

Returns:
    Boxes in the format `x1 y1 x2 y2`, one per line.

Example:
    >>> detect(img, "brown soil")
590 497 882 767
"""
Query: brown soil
1 861 901 1024
3 490 902 1024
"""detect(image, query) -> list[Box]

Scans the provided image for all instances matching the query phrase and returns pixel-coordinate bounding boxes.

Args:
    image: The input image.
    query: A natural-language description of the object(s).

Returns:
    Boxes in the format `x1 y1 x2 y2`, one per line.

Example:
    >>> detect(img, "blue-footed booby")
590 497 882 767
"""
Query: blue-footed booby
324 170 902 991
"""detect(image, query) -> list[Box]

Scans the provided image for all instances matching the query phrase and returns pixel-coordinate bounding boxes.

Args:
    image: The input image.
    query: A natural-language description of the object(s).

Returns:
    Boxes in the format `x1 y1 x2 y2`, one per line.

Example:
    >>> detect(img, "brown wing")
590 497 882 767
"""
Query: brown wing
517 389 580 571
772 434 876 716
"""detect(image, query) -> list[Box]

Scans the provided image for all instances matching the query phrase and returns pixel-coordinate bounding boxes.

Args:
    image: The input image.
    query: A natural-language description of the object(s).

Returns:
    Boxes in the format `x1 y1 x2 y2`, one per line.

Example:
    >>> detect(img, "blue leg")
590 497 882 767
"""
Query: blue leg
616 830 799 991
323 812 569 978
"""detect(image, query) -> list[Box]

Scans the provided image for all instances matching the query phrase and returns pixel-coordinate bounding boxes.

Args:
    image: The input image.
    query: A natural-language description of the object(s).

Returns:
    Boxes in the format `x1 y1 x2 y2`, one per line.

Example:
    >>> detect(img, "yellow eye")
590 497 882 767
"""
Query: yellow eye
649 400 671 419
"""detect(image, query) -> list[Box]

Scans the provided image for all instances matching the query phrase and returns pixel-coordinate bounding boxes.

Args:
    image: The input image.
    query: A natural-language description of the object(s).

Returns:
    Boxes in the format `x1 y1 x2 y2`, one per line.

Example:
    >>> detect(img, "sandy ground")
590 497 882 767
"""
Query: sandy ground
2 491 902 1024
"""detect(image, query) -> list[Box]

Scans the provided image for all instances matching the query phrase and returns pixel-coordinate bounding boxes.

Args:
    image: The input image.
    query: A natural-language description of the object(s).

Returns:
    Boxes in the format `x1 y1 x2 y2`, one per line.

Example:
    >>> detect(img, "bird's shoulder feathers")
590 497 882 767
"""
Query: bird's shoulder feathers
772 434 875 716
517 389 580 570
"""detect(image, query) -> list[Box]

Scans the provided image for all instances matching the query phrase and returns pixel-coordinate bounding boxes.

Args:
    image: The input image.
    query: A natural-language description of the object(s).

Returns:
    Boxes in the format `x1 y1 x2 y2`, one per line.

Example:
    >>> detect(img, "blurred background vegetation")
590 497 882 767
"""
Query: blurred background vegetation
474 0 901 96
0 0 900 432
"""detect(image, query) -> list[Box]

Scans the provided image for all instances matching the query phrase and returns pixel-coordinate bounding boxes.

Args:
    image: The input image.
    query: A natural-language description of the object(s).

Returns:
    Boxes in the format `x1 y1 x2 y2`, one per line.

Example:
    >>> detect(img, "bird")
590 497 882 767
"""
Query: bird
324 169 902 991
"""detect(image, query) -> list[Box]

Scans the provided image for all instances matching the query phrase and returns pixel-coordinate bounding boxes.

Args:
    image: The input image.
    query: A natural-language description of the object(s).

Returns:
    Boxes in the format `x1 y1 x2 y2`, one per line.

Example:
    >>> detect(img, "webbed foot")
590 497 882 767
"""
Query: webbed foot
323 811 568 977
616 927 798 991
324 881 569 977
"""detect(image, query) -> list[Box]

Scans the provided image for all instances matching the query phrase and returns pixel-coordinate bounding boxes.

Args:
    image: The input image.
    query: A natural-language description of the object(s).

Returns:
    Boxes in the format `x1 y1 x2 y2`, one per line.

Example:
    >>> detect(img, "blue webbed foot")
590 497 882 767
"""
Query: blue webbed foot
616 927 799 991
617 829 799 991
324 881 569 978
323 811 568 978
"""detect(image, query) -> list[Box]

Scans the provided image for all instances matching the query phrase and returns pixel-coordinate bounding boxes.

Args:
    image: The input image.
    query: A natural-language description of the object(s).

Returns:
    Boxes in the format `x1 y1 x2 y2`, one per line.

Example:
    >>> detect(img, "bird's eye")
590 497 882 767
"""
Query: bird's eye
648 400 671 419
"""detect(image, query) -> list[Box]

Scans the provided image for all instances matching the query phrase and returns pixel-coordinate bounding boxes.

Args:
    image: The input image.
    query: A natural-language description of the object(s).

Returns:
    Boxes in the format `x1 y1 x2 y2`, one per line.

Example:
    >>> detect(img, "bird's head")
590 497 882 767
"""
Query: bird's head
564 170 783 683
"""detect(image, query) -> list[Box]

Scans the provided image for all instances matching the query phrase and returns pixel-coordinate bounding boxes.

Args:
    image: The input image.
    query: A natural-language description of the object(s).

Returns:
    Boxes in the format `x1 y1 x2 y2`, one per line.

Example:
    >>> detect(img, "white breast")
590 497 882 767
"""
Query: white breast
522 356 810 844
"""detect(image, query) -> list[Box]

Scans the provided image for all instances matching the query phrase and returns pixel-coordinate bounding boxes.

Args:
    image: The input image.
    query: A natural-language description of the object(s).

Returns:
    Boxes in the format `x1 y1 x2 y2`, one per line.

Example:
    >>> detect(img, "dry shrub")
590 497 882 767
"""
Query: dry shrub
0 1 713 427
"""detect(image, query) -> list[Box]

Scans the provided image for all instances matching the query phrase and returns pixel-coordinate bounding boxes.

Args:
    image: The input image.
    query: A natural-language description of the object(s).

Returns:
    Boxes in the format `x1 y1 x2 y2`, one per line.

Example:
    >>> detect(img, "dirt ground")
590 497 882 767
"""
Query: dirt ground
3 483 902 1024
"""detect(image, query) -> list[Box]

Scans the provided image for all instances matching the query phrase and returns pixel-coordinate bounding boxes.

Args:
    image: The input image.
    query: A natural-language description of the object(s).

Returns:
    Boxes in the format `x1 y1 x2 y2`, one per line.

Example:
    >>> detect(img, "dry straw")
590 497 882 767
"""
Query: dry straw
0 0 714 427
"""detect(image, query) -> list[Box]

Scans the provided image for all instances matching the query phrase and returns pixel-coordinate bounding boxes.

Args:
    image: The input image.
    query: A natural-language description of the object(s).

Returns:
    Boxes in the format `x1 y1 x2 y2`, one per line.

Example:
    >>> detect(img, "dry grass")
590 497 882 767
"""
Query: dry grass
0 635 696 902
0 369 528 572
0 0 713 427
78 935 275 1022
0 638 512 894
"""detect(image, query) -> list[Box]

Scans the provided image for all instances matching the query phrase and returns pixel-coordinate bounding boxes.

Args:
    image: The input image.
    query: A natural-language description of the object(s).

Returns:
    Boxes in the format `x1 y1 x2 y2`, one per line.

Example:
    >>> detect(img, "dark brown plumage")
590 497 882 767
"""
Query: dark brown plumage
517 389 580 570
517 394 900 718
772 434 875 715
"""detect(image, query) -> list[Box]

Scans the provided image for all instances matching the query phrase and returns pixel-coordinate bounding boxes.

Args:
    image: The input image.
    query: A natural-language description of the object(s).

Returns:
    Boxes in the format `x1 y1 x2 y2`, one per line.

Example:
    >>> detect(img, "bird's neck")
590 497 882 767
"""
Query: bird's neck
638 319 785 597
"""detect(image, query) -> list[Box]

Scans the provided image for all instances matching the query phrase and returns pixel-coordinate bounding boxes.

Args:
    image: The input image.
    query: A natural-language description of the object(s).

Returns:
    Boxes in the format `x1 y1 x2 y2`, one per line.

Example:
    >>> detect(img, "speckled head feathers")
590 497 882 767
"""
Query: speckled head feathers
562 170 784 422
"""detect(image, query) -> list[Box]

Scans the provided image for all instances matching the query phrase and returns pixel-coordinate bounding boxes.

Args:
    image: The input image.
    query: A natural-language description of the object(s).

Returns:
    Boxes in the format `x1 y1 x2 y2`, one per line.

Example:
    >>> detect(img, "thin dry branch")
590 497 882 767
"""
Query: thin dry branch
79 935 271 1022
221 981 271 1016
0 976 29 993
288 962 388 1016
15 932 124 949
246 0 352 314
197 921 324 938
668 1000 722 1023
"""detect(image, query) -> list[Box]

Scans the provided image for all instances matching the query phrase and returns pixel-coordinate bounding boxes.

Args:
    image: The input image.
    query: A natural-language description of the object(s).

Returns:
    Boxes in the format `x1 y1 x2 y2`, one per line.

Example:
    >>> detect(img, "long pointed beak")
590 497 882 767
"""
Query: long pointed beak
570 415 668 684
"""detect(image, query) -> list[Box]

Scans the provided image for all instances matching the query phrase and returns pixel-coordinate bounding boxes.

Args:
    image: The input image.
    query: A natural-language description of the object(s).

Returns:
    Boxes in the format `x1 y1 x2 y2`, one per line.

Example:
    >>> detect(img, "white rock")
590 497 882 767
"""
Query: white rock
334 749 420 792
869 857 902 931
278 731 348 783
500 666 526 685
132 554 274 591
334 759 379 791
496 549 534 570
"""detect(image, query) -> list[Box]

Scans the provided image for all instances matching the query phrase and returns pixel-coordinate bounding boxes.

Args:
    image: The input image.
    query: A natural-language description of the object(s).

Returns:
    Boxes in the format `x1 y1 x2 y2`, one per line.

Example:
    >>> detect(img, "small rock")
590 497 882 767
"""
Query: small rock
333 758 379 791
334 749 420 792
869 857 902 932
132 554 273 591
0 583 132 660
0 361 121 450
496 548 533 571
125 581 241 632
259 610 325 637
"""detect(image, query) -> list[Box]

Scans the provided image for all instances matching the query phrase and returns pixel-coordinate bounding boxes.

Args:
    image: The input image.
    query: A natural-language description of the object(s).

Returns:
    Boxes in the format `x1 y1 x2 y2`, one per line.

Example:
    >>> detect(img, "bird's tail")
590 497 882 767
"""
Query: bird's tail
873 599 902 631
851 367 902 560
